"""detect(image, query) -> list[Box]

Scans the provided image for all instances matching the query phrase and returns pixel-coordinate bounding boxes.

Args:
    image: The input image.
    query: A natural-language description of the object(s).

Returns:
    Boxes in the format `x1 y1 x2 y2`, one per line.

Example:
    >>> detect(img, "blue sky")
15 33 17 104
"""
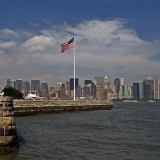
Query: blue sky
0 0 160 88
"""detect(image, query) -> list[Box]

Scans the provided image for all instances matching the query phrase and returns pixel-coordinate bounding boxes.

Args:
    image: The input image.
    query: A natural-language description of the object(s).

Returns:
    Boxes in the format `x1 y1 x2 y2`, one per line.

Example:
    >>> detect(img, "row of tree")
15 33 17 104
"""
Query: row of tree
2 87 23 99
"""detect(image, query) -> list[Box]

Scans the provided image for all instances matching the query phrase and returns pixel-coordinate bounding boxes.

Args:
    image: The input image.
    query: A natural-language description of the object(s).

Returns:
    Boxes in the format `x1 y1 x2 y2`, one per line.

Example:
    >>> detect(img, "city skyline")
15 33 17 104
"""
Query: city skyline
0 1 160 88
4 75 160 89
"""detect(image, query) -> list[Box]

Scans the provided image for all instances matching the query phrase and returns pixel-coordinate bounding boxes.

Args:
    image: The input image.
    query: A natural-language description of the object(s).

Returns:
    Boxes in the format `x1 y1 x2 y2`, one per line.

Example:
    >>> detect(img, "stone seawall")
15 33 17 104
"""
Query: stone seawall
13 100 113 116
0 97 18 154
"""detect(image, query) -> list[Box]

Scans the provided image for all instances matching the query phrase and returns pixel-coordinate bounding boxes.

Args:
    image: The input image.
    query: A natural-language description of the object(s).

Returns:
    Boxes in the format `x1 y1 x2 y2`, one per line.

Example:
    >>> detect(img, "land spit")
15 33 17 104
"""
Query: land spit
13 100 113 116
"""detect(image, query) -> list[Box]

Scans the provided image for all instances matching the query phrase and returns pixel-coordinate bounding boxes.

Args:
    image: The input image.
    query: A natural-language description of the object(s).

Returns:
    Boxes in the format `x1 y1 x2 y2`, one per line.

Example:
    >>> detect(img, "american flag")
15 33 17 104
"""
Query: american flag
61 37 74 53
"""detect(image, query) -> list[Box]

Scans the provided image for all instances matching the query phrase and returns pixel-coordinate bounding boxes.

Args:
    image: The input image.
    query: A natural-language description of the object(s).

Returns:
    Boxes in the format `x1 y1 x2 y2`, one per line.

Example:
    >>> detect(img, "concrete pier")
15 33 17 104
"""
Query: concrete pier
13 100 113 116
0 97 18 154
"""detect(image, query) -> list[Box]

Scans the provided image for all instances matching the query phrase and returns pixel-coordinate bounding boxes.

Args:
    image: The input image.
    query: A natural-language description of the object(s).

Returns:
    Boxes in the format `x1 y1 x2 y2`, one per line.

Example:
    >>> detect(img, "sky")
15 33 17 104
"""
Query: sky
0 0 160 88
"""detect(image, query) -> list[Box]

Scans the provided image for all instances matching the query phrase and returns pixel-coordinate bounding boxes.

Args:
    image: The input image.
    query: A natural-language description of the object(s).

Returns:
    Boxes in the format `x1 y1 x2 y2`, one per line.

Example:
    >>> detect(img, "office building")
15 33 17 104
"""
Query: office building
22 81 30 96
154 77 159 99
139 81 144 99
133 83 139 99
144 84 150 99
114 78 120 99
7 79 14 88
15 79 23 92
70 78 78 90
144 77 154 99
31 80 40 91
41 82 48 97
94 77 104 87
120 76 124 86
76 86 81 97
84 80 92 85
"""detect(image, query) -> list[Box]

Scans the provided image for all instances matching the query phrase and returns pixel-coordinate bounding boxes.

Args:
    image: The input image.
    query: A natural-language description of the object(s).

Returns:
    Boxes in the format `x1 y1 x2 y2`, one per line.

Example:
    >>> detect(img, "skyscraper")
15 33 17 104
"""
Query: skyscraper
144 77 154 99
70 78 78 90
120 76 124 86
7 79 14 88
154 77 159 99
94 77 104 87
15 79 23 92
133 83 139 99
114 78 120 99
41 82 48 97
31 80 40 91
84 80 92 85
139 81 144 99
22 81 30 96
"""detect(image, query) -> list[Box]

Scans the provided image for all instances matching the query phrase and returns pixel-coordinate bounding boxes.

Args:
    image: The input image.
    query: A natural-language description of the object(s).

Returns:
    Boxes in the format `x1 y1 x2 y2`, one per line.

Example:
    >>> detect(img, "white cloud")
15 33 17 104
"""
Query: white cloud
22 35 56 52
0 41 16 49
0 29 20 37
0 19 160 88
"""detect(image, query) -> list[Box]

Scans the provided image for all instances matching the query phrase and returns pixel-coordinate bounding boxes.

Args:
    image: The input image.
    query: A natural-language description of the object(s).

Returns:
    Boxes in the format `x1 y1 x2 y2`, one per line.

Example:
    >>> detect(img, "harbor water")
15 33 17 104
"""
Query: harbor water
0 101 160 160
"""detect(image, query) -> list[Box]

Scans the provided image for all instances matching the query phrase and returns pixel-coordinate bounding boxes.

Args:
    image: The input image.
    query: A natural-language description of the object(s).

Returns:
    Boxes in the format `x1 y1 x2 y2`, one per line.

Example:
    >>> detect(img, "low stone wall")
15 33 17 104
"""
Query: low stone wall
0 97 18 154
13 100 113 116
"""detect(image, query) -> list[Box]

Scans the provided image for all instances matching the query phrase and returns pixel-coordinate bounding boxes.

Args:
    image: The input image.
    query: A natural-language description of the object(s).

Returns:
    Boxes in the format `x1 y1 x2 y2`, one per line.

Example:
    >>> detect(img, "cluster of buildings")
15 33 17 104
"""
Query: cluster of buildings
5 76 160 100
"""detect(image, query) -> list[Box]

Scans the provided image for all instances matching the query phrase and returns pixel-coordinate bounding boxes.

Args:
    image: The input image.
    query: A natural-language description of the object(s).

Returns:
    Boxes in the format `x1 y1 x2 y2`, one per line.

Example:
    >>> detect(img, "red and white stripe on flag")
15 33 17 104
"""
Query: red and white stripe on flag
61 37 74 53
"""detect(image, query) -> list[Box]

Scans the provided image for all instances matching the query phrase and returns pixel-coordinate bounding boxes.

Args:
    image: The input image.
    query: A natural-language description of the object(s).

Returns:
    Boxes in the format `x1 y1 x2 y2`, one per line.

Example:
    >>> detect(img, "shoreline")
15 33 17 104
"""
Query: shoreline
13 100 113 116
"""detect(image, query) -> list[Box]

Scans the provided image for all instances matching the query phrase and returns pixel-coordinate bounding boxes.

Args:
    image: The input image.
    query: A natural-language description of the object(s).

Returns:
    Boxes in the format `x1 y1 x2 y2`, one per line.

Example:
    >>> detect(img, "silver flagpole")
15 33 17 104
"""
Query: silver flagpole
74 36 76 101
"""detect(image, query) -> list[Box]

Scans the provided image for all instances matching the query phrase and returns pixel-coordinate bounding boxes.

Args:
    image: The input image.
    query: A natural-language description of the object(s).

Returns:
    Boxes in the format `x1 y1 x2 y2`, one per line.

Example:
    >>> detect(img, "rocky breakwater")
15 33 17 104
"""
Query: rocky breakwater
13 100 113 116
0 96 18 154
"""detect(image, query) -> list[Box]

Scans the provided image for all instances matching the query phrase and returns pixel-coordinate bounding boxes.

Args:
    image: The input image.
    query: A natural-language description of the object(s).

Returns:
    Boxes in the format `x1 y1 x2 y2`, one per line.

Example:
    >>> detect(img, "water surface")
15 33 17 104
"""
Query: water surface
1 101 160 160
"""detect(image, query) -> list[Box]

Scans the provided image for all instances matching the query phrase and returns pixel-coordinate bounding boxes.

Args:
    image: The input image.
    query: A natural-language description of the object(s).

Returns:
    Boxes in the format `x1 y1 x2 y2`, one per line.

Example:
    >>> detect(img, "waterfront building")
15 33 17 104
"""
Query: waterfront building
154 77 159 99
94 76 104 87
144 77 154 99
15 79 23 92
83 85 91 98
104 75 110 89
60 84 66 99
96 86 103 99
7 79 15 88
41 82 48 97
120 76 124 86
118 85 129 99
31 80 40 91
84 80 92 85
127 86 132 97
65 81 70 97
70 78 78 90
133 83 139 99
139 81 145 99
22 81 30 96
114 78 120 99
91 82 96 99
56 82 62 91
76 86 81 97
144 84 150 99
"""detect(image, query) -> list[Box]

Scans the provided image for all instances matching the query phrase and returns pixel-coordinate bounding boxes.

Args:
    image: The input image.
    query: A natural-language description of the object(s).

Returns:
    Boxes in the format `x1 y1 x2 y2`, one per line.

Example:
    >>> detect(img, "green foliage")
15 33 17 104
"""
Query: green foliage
2 87 23 99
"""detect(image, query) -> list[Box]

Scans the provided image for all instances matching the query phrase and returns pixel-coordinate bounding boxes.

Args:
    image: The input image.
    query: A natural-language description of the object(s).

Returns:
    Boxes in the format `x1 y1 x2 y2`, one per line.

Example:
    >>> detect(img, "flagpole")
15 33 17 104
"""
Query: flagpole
74 36 76 101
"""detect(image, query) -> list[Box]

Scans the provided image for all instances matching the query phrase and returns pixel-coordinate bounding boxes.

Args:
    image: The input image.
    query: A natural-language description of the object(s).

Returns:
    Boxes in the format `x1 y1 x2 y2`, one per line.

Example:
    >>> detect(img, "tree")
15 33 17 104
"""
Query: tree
2 87 23 99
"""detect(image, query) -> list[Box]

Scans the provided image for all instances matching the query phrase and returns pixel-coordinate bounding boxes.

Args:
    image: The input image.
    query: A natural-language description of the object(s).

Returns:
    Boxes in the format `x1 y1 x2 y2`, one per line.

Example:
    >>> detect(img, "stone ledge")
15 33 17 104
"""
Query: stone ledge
0 117 15 126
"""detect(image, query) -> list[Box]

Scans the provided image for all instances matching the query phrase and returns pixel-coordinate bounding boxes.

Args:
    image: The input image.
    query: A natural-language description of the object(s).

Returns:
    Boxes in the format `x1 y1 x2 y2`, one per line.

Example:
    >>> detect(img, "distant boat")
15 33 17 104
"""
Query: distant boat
148 100 156 102
123 100 138 102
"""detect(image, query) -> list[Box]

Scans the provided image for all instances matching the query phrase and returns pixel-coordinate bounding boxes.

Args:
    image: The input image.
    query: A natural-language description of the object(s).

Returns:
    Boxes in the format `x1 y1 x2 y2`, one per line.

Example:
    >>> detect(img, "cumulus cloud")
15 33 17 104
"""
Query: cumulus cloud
22 35 56 52
0 41 16 49
0 19 160 88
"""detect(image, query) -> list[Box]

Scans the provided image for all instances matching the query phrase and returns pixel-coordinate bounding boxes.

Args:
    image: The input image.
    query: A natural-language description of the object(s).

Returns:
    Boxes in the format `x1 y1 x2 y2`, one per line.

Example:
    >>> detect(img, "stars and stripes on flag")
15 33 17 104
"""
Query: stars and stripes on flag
61 37 74 53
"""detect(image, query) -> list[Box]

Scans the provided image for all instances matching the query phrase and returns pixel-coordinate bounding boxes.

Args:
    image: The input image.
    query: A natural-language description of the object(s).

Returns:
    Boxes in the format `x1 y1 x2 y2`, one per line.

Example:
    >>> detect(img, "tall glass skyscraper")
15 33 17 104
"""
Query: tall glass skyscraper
133 83 139 99
139 81 144 99
31 80 40 91
15 79 23 92
70 78 78 90
7 79 14 88
154 77 159 99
